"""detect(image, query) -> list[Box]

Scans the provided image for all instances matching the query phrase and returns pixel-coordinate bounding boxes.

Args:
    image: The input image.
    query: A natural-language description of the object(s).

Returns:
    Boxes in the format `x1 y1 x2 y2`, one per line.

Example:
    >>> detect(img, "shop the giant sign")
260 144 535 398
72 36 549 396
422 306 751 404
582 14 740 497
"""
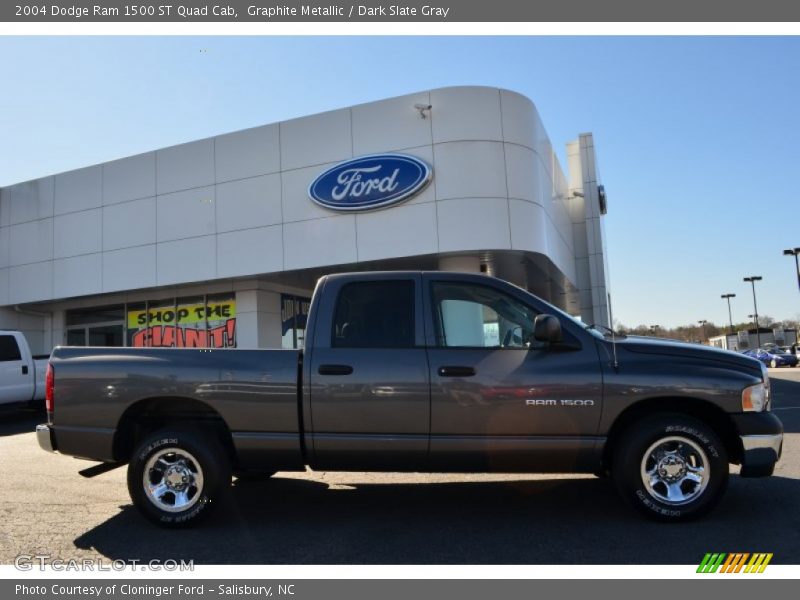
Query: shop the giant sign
308 153 432 211
128 299 236 348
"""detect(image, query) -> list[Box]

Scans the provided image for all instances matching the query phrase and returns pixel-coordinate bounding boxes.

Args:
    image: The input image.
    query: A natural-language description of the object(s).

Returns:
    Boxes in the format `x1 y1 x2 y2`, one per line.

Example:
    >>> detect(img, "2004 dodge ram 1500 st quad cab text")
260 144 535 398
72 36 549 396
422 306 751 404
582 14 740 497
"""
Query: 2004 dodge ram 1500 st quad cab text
37 272 783 526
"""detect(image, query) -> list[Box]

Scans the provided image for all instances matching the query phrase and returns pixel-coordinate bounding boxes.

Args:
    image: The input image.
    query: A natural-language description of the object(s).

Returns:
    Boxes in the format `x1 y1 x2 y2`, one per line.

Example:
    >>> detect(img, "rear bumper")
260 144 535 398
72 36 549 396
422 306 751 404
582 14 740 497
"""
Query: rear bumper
36 424 57 453
731 412 783 477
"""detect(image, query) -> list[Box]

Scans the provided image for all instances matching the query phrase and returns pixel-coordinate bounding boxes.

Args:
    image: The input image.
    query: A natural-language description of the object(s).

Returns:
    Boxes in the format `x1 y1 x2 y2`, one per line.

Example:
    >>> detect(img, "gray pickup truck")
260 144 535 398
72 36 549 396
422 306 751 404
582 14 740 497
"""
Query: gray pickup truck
37 271 783 527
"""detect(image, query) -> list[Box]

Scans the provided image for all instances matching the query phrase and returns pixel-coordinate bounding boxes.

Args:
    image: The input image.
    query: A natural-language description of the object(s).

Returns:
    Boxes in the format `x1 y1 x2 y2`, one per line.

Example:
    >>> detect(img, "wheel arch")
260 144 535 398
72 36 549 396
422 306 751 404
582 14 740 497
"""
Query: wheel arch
113 396 237 466
602 396 742 470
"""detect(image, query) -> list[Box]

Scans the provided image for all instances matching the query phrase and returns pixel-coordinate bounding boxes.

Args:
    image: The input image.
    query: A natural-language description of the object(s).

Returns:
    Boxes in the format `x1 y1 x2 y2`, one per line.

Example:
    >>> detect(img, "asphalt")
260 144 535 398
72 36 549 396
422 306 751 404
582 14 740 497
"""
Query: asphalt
1 368 799 565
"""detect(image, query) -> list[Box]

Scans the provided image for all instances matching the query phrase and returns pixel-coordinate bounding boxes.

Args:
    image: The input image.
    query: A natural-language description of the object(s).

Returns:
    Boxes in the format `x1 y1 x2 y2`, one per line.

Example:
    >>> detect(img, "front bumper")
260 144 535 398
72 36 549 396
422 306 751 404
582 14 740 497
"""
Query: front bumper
36 424 57 453
731 412 783 477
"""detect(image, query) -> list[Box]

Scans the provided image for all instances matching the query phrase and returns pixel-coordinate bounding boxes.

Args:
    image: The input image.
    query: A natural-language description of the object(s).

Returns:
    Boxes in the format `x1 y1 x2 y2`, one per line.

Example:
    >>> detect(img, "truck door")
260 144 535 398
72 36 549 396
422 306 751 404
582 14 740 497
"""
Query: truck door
423 276 603 472
0 334 34 405
307 275 430 470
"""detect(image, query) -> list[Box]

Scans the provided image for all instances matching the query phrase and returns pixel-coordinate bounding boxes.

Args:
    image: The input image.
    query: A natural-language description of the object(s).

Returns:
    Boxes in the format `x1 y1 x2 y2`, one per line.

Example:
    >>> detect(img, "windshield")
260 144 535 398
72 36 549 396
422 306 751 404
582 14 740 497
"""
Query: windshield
502 279 620 340
523 289 610 339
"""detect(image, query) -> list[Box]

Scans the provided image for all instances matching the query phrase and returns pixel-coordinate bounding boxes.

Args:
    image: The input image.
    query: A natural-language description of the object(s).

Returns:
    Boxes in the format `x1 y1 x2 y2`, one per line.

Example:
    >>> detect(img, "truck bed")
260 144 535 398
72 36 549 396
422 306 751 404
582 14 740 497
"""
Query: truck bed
48 346 305 470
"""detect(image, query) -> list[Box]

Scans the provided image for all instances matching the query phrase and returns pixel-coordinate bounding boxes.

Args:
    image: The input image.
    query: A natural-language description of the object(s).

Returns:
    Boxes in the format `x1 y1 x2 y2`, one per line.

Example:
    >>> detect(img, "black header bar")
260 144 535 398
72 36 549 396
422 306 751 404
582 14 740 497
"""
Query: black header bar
4 0 800 22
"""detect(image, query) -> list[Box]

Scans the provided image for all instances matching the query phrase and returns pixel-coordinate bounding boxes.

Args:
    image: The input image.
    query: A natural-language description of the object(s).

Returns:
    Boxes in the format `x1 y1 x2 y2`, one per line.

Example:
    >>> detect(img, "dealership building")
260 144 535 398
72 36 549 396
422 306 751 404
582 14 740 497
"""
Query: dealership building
0 86 610 354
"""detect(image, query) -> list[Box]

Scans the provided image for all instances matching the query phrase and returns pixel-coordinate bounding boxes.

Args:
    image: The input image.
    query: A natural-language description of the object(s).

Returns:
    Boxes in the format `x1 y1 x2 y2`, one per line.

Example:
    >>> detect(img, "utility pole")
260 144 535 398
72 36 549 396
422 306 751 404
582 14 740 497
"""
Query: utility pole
743 276 763 349
721 293 735 334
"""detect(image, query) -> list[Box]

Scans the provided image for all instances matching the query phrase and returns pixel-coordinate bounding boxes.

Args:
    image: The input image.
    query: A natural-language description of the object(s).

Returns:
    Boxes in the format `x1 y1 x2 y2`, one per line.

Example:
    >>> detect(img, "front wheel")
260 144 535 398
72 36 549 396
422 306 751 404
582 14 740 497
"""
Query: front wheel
771 359 778 368
127 429 230 527
612 414 728 522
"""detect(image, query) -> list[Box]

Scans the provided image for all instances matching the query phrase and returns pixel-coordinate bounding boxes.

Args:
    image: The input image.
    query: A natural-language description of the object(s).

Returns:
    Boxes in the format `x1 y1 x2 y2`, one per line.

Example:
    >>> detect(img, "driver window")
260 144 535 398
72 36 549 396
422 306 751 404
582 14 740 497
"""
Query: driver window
431 282 541 349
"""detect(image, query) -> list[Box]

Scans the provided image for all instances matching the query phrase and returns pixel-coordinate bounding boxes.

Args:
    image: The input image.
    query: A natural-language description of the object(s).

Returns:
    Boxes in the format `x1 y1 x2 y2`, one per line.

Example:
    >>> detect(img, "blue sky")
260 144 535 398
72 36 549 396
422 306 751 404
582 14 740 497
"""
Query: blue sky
0 36 798 327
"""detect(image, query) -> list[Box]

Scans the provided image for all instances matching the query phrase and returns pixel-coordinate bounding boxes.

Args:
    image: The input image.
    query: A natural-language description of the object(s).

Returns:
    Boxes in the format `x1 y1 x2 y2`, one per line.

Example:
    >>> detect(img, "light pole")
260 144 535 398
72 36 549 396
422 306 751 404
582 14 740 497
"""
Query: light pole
698 319 708 343
721 293 736 334
743 276 763 349
783 248 800 292
649 325 661 336
747 314 756 349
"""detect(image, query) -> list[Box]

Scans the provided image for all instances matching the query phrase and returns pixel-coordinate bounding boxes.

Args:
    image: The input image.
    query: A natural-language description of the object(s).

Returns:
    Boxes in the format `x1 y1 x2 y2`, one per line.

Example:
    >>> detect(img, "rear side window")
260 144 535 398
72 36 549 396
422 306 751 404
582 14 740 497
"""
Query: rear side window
0 335 22 361
332 281 415 348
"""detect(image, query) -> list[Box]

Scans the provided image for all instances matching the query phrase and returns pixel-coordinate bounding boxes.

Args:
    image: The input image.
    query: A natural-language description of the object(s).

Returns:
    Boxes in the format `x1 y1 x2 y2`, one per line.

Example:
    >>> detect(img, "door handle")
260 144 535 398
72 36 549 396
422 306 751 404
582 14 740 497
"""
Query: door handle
21 365 28 375
318 364 354 376
438 366 476 377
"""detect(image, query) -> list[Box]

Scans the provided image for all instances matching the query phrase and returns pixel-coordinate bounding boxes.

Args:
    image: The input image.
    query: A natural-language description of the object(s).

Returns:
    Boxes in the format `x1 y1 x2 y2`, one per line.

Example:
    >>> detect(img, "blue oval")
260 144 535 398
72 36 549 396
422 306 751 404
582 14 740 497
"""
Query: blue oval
308 153 432 211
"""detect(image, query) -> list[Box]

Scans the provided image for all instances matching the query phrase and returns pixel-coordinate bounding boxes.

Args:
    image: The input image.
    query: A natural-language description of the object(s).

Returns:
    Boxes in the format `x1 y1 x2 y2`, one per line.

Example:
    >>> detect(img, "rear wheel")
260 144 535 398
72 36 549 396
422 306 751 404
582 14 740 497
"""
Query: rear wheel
611 414 728 522
127 429 230 527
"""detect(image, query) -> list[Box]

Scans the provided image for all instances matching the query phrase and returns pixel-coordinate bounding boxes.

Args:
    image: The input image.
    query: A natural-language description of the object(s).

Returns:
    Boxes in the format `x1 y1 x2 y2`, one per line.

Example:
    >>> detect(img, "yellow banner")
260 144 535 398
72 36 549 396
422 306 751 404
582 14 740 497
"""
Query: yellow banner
127 300 236 329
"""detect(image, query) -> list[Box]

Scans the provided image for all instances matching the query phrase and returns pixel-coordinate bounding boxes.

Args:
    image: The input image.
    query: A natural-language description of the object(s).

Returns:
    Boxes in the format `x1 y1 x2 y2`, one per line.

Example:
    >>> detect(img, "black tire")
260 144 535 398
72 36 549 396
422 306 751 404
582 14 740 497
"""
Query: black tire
127 429 231 528
770 359 778 368
611 414 728 522
234 470 277 482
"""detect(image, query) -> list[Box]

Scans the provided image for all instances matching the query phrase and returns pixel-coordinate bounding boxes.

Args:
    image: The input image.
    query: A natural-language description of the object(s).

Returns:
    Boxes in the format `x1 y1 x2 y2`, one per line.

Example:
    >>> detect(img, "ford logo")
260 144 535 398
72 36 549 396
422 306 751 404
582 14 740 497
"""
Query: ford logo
308 153 432 211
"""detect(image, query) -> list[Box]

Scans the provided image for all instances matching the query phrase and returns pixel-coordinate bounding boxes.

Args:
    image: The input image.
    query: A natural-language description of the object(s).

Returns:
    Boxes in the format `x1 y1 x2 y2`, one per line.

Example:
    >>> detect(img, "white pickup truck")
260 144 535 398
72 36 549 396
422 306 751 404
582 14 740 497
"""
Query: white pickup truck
0 330 48 406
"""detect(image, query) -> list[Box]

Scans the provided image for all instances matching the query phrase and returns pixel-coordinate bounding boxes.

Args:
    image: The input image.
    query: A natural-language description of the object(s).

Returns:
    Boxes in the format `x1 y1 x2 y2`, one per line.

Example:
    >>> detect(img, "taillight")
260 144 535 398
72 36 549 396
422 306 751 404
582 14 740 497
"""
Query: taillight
45 363 54 413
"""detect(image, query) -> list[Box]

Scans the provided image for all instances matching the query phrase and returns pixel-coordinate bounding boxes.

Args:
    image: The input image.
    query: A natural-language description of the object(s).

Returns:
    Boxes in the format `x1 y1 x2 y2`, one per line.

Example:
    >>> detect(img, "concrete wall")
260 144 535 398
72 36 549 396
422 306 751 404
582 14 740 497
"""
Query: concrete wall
0 86 580 308
0 307 47 354
567 133 610 328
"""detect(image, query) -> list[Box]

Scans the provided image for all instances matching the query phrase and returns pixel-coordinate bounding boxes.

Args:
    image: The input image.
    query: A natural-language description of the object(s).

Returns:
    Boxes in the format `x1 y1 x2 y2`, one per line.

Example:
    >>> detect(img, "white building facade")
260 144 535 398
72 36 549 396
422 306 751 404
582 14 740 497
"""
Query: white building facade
0 86 610 354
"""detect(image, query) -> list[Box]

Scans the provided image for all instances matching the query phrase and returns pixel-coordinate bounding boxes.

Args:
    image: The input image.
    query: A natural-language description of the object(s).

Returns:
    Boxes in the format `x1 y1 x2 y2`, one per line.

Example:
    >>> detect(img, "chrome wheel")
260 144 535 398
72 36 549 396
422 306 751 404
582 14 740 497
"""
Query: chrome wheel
771 359 778 368
142 447 204 513
640 436 709 506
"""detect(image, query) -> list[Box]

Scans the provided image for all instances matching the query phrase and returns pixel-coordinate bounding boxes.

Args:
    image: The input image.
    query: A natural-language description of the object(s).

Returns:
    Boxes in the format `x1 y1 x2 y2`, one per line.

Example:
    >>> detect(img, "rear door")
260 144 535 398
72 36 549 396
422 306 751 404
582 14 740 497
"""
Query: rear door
0 334 33 404
423 275 603 472
307 275 430 470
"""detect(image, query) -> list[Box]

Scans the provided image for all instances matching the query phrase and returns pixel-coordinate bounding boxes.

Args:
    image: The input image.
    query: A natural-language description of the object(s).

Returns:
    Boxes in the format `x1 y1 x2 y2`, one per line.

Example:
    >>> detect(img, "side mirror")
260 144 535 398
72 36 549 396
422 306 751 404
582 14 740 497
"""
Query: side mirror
533 314 562 344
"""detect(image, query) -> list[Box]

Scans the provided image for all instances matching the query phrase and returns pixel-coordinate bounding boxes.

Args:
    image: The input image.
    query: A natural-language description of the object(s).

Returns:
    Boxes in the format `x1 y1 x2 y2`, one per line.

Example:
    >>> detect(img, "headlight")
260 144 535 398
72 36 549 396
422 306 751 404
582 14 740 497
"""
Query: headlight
742 370 771 412
742 384 766 412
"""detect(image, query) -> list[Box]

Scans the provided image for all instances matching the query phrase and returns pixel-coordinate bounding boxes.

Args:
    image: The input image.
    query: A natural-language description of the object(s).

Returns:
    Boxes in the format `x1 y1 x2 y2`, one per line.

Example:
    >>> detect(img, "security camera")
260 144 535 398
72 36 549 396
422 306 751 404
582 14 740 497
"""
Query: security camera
414 103 432 118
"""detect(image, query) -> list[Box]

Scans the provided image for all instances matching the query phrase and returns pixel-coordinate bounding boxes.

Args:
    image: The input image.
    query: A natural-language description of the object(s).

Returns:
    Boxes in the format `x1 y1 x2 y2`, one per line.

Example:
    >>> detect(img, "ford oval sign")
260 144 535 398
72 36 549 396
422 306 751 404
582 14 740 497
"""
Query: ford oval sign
308 154 432 211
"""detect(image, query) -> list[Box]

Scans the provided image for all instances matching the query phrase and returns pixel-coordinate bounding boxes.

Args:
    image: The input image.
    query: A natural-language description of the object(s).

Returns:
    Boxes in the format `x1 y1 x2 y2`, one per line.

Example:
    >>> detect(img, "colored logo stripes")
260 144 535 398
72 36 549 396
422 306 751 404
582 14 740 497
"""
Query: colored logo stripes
697 553 773 573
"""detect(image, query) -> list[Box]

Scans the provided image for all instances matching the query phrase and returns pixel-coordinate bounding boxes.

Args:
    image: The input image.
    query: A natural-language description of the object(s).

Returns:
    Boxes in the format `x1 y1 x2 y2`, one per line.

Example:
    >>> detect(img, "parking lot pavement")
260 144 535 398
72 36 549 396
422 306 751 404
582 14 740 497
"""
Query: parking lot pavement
1 369 799 566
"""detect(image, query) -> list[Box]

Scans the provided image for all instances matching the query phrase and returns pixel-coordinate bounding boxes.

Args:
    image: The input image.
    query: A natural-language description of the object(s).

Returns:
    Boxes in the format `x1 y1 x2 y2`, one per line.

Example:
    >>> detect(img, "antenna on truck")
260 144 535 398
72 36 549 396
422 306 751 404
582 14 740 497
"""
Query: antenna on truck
608 292 619 370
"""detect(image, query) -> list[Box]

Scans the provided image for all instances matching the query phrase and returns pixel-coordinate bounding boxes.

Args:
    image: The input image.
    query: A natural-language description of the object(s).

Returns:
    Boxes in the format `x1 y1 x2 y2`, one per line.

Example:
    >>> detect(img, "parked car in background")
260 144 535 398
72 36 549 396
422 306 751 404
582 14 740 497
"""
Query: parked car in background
742 348 799 368
0 331 49 406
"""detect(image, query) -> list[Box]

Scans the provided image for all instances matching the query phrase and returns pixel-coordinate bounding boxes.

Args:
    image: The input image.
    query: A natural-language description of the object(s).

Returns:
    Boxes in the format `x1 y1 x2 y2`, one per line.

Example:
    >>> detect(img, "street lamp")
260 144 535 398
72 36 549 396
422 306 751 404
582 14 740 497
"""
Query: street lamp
721 293 736 334
698 319 708 343
783 248 800 292
747 314 755 348
649 325 661 335
743 276 763 349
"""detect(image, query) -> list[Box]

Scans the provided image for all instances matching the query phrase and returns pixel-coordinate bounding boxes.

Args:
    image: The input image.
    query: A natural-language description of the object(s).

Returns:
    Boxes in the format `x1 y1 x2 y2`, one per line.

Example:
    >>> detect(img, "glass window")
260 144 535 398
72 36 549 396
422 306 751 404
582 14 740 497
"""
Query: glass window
332 281 415 348
65 305 124 326
88 325 124 347
431 282 539 349
0 335 22 361
126 302 147 347
282 294 312 349
66 329 86 346
206 294 236 348
177 296 208 348
144 299 178 347
124 296 236 348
